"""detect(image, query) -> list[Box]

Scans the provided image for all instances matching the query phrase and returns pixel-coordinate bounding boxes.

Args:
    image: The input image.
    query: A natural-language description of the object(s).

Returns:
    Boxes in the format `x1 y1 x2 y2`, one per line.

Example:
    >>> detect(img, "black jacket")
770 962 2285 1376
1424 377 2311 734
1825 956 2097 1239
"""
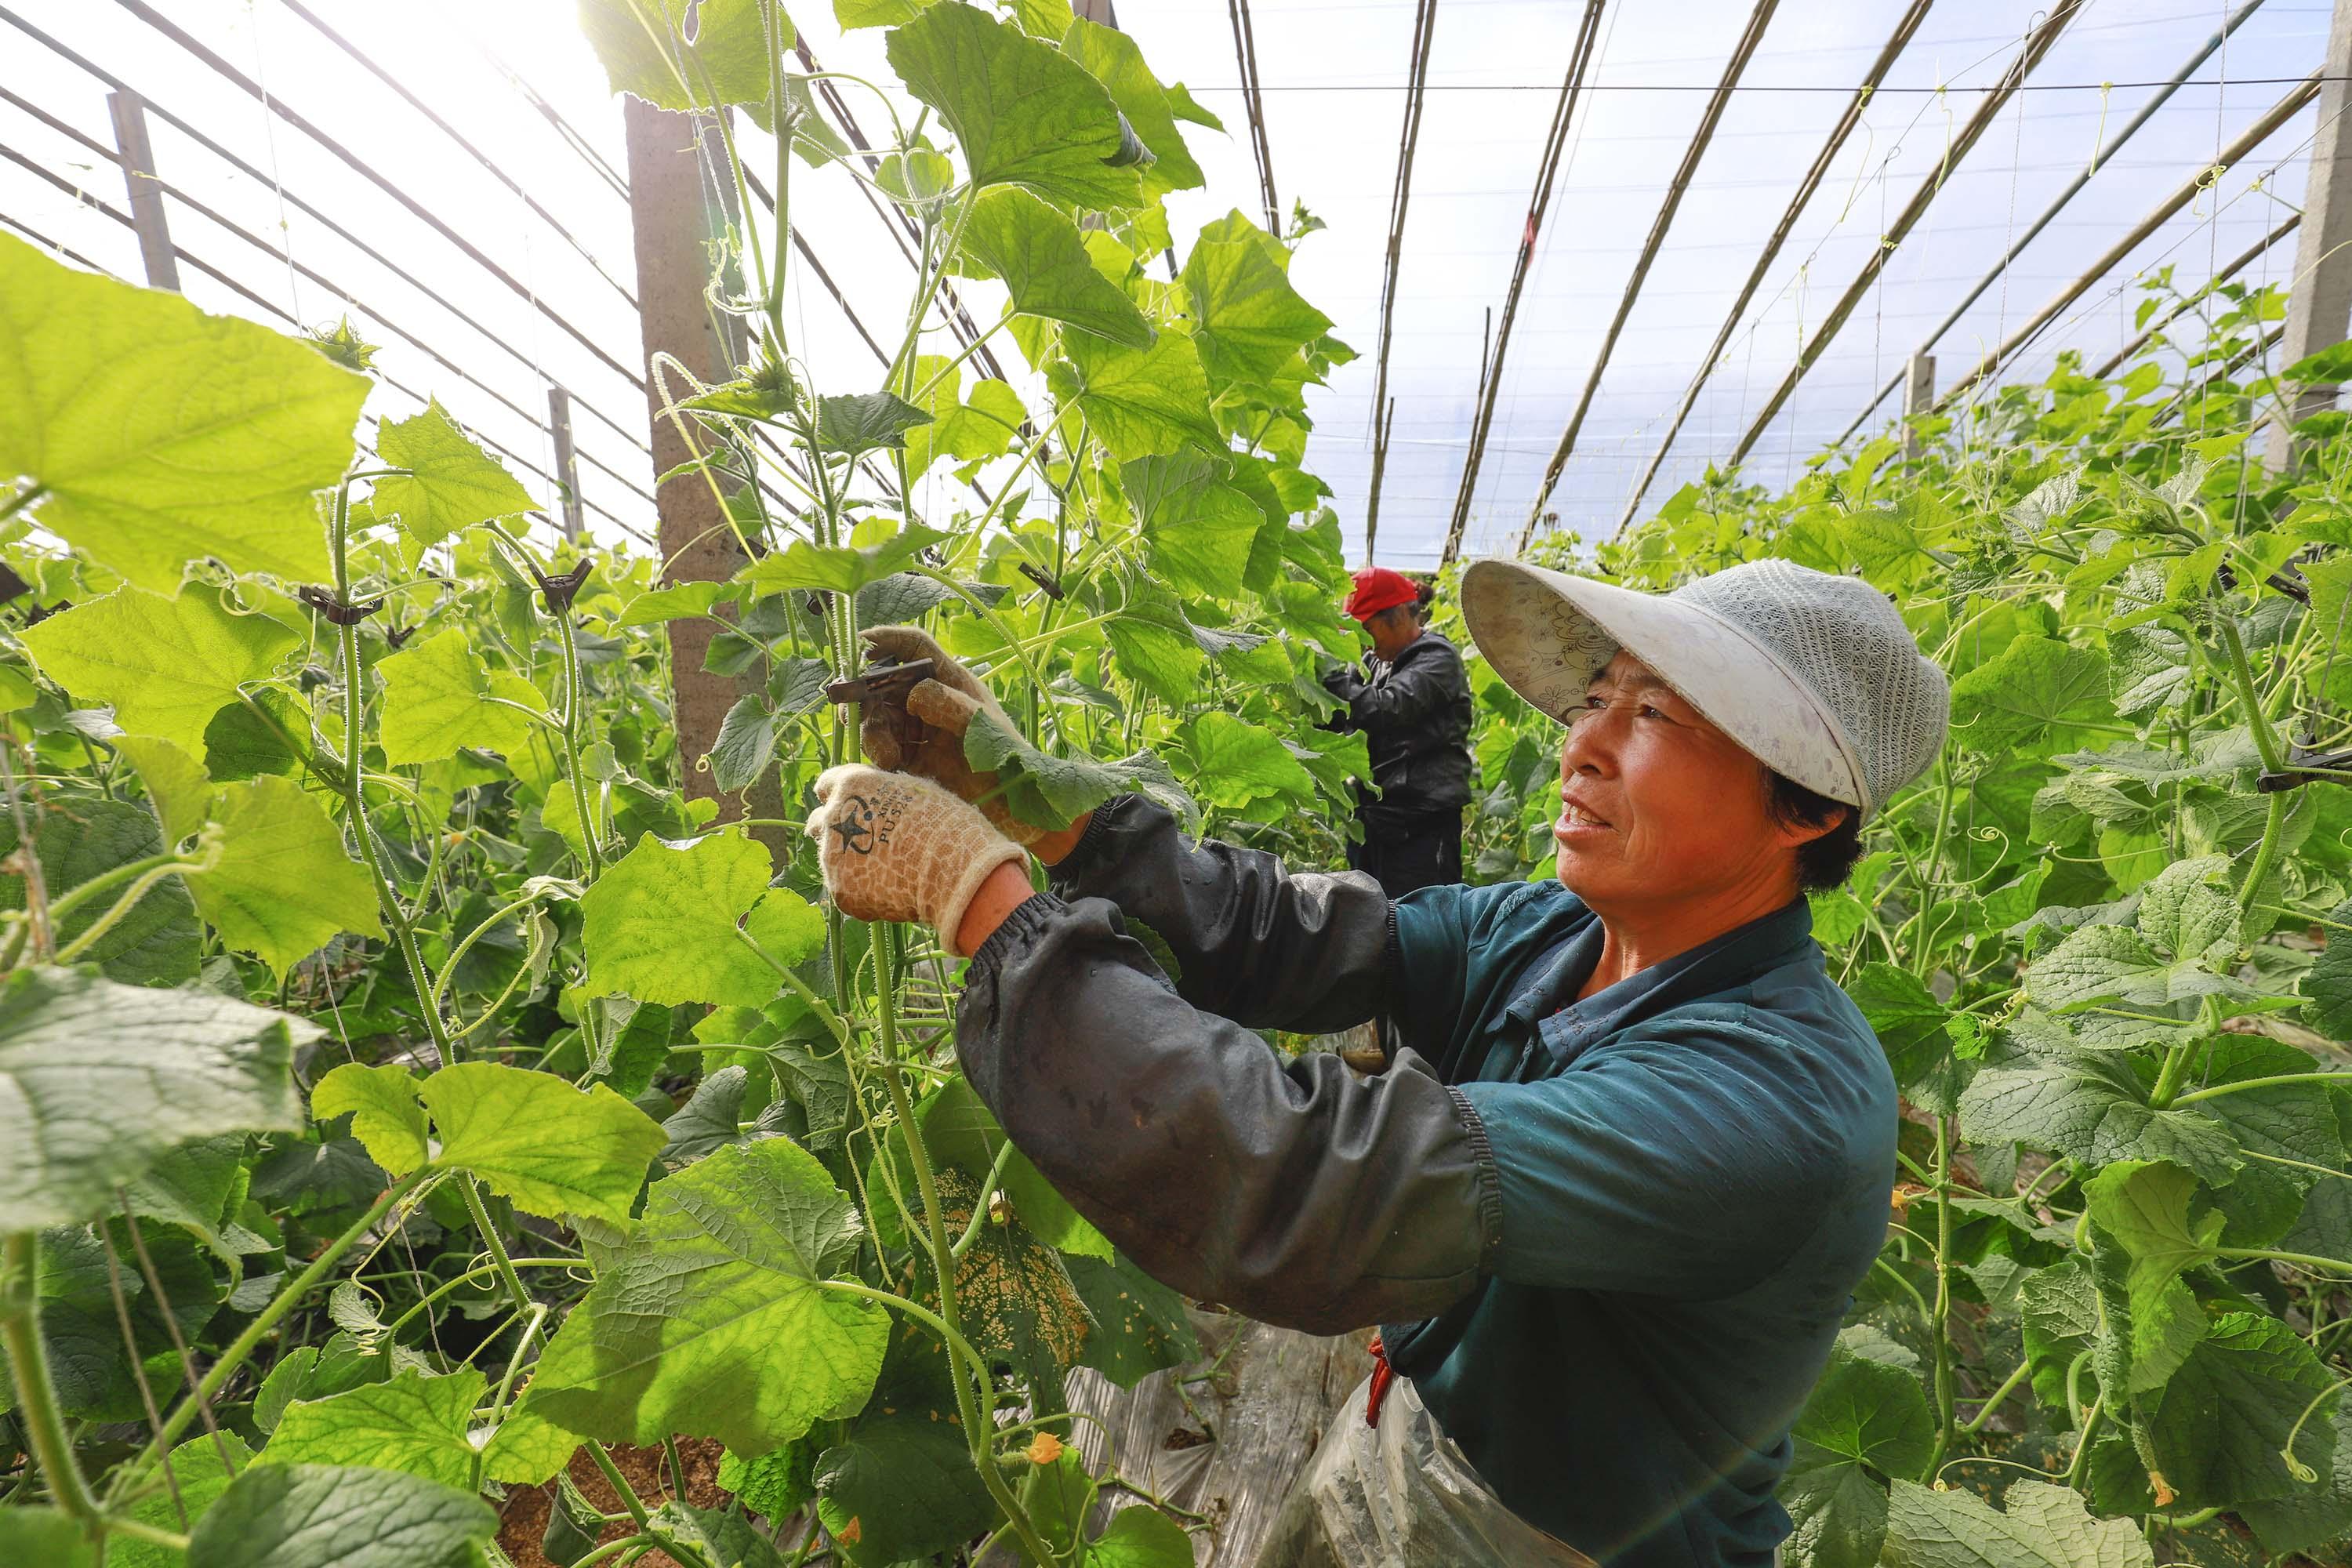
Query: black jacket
1321 630 1472 821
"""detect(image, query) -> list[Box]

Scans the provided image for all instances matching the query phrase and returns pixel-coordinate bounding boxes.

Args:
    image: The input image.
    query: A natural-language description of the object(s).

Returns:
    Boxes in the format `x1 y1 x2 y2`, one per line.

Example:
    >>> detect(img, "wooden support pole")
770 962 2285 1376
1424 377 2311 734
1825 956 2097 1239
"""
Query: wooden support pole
623 96 788 862
547 386 583 541
2269 0 2352 472
106 89 179 291
1903 354 1936 458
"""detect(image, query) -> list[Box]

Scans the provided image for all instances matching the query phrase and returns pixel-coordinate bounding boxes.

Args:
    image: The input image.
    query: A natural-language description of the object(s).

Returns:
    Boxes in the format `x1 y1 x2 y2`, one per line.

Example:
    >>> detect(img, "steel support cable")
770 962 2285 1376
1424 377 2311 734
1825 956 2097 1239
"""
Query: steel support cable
1362 0 1438 561
0 143 654 545
1933 71 2323 412
1439 0 1611 566
1614 0 1936 532
271 0 637 309
1225 0 1281 231
1722 0 2089 471
1836 0 2272 447
0 92 659 512
0 81 653 480
1517 0 1781 554
792 38 1010 386
2091 212 2299 379
109 0 649 397
0 9 655 463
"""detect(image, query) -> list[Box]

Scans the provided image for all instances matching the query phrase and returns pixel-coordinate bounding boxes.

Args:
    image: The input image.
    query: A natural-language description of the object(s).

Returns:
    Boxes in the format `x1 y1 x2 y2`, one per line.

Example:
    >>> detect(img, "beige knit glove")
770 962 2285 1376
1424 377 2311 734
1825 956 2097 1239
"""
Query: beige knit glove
853 626 1043 847
806 765 1026 957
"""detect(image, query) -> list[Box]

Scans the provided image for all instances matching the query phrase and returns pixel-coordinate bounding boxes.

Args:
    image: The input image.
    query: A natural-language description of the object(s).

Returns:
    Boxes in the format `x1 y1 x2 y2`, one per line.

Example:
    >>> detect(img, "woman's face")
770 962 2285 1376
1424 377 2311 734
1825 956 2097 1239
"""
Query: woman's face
1553 651 1820 913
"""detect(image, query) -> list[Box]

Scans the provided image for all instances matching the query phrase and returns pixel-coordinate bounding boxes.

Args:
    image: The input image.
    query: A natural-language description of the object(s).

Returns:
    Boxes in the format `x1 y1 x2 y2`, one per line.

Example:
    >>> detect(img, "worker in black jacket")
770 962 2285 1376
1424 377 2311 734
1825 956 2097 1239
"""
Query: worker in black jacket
1321 566 1474 895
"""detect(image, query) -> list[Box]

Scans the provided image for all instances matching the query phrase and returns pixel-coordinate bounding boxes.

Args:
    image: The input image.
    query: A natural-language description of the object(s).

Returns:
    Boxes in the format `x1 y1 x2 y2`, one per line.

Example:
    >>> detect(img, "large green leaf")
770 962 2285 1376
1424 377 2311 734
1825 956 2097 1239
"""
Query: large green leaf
377 627 545 764
370 400 533 547
519 1138 888 1454
2138 1312 2341 1508
1957 1034 2243 1185
581 831 824 1007
187 775 384 976
1791 1330 1936 1483
578 0 783 121
1065 1250 1199 1388
1848 964 1959 1114
1781 1450 1892 1568
187 1462 498 1568
1947 637 2115 756
1181 712 1316 811
1880 1479 2154 1568
1047 321 1221 461
1061 18 1204 193
735 521 953 597
0 797 198 985
430 1062 664 1223
311 1062 430 1177
0 231 366 591
1120 452 1262 600
814 391 933 456
1181 236 1333 389
813 1415 994 1568
0 967 308 1229
112 1435 252 1568
902 358 1025 476
2082 1163 2217 1392
958 187 1153 347
964 706 1196 831
21 587 299 756
260 1368 485 1489
886 1 1142 211
111 733 214 846
0 1512 94 1568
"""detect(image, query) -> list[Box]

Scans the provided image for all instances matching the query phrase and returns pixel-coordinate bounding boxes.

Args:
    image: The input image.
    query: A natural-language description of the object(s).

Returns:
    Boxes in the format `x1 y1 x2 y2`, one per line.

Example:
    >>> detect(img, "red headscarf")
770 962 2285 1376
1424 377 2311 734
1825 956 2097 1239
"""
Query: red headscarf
1344 566 1418 622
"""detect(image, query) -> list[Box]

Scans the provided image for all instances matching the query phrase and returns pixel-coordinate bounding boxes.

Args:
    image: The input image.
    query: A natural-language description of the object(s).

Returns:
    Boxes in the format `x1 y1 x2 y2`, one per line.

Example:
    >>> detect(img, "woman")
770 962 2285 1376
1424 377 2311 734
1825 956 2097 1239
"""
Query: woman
810 557 1948 1567
1323 566 1475 897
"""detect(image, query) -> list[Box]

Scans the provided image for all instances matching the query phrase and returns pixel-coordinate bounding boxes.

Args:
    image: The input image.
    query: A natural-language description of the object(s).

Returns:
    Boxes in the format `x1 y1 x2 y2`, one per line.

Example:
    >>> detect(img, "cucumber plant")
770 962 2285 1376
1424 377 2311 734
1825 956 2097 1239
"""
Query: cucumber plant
0 2 1367 1564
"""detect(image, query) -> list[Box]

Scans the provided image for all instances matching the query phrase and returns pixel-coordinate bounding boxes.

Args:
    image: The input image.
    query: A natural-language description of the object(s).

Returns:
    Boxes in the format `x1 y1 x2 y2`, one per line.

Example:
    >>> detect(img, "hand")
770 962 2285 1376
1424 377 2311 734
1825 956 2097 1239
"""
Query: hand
805 765 1026 958
849 626 1043 847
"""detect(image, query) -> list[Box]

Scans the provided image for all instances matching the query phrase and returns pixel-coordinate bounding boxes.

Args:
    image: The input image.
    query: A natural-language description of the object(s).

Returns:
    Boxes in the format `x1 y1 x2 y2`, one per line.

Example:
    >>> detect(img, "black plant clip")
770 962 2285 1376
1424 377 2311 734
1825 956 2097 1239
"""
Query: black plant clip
24 598 67 626
1018 562 1065 601
535 561 592 614
0 564 29 605
384 619 420 651
299 586 384 626
804 591 831 619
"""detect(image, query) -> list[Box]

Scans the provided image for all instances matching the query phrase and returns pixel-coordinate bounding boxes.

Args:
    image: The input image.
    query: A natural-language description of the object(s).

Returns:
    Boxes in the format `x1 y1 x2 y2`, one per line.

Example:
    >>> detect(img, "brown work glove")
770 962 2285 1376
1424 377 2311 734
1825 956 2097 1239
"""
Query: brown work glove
851 626 1043 847
805 765 1025 958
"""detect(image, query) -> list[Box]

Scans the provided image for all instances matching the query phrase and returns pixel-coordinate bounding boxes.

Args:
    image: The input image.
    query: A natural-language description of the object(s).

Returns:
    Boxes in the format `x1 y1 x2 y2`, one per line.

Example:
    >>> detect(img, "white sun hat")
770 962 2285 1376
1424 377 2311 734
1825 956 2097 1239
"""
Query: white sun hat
1457 556 1949 818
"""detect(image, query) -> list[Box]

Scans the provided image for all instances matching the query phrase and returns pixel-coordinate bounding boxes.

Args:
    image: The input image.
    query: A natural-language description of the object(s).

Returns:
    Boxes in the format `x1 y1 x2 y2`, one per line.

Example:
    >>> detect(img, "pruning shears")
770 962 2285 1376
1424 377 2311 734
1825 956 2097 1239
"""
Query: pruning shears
822 656 936 706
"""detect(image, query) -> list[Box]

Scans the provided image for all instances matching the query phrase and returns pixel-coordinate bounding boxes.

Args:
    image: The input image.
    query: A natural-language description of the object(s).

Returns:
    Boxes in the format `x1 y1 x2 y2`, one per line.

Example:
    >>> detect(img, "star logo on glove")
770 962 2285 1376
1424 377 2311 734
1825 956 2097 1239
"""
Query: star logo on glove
832 794 880 855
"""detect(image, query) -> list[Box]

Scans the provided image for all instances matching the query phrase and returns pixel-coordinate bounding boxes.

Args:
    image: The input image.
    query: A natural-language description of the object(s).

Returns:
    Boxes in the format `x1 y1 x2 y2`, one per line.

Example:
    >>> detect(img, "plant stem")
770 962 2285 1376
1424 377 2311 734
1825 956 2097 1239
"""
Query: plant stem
1961 1359 2032 1433
2216 611 2287 775
0 482 48 523
1924 1116 1958 1479
589 1439 652 1529
1 1232 102 1523
51 852 213 965
386 1258 583 1337
2063 1398 2107 1488
429 891 546 1018
870 923 1058 1566
331 481 454 1063
124 1171 426 1480
463 1178 533 1312
2237 790 2288 912
953 1138 1020 1261
2172 1071 2347 1107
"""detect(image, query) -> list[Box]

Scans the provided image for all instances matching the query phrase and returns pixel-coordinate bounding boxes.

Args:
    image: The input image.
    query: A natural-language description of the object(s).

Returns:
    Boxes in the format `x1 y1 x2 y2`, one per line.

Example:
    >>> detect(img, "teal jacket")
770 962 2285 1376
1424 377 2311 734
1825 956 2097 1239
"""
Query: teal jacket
957 797 1897 1568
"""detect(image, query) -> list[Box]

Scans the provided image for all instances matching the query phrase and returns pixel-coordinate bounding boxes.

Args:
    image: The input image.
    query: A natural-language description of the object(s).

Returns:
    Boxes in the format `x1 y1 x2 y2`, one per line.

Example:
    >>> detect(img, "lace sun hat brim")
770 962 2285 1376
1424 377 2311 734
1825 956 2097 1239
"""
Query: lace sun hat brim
1458 557 1869 812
